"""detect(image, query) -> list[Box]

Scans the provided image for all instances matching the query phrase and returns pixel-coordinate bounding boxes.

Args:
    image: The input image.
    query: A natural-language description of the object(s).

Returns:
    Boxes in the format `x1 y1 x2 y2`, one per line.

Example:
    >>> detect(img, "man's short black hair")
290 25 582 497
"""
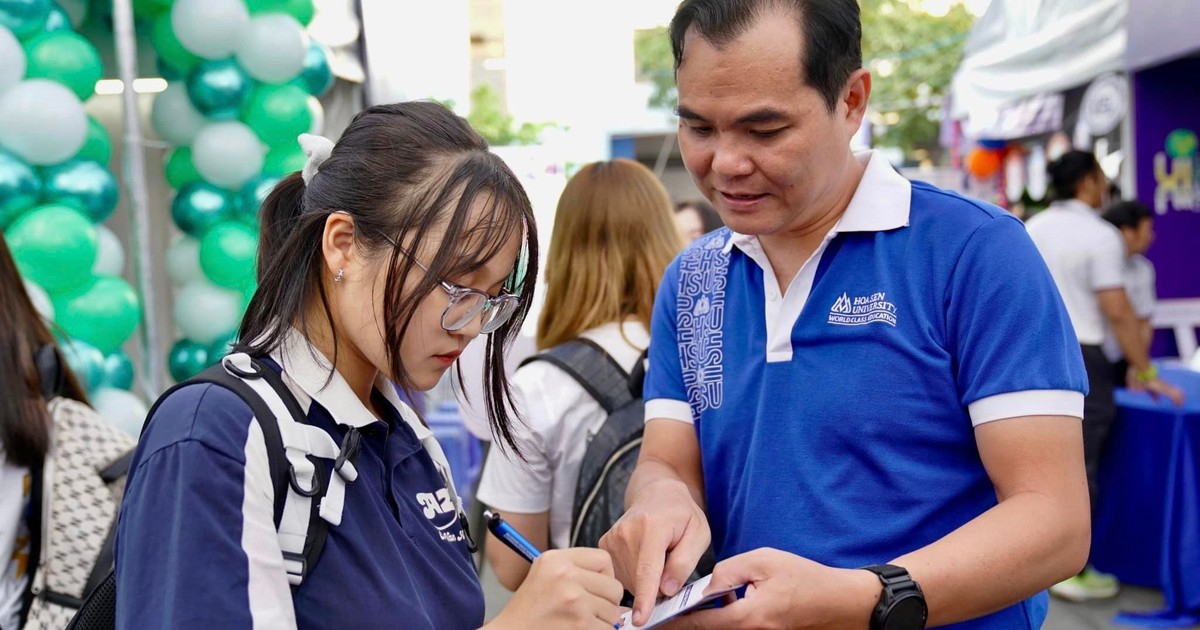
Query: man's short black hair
1047 150 1101 201
669 0 862 113
1103 200 1154 231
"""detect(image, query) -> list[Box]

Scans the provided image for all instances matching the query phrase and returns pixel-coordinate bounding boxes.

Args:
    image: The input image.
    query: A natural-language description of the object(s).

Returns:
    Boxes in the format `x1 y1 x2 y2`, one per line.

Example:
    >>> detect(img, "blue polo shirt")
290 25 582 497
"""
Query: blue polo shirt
644 152 1087 630
116 332 483 629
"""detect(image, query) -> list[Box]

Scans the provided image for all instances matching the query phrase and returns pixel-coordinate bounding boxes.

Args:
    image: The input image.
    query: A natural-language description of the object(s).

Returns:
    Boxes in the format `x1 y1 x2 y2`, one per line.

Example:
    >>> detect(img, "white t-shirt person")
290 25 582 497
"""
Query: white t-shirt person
476 321 648 551
0 452 32 630
1103 254 1157 362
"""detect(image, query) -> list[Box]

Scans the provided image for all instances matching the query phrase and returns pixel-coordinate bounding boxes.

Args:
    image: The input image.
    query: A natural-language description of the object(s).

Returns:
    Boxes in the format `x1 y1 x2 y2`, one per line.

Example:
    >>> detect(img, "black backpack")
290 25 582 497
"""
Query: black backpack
520 338 648 549
65 354 357 630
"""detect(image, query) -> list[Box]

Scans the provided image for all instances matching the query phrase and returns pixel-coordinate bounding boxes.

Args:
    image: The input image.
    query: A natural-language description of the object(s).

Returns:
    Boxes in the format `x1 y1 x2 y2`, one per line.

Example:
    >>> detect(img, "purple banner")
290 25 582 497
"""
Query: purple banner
1134 56 1200 300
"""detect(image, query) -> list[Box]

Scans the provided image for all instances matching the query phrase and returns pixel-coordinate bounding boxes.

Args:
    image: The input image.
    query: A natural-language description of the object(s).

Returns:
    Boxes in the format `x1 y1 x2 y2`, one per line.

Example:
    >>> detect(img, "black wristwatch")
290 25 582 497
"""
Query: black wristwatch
862 564 927 630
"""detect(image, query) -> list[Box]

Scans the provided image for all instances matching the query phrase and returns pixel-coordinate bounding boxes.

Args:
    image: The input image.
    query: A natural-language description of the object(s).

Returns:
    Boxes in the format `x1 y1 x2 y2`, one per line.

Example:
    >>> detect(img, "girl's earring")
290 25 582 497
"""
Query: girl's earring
334 268 344 284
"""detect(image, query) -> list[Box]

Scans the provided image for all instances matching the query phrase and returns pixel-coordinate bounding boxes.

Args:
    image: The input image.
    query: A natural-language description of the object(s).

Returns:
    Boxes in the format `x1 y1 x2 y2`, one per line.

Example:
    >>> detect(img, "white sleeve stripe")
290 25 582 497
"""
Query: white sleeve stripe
645 399 693 425
968 390 1085 426
241 419 299 628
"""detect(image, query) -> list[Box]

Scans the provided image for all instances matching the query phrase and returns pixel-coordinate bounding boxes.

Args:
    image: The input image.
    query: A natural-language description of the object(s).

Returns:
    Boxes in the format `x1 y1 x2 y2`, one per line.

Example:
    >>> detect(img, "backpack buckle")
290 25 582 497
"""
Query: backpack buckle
333 428 362 483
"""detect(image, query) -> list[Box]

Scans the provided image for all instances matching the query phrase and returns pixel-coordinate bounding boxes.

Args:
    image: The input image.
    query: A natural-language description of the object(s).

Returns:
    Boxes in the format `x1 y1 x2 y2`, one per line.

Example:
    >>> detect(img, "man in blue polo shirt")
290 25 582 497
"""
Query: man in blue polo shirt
599 1 1092 629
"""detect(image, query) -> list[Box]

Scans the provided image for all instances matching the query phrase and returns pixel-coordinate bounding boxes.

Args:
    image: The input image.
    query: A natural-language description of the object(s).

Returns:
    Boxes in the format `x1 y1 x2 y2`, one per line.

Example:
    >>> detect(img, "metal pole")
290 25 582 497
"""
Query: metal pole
111 0 166 397
653 132 677 178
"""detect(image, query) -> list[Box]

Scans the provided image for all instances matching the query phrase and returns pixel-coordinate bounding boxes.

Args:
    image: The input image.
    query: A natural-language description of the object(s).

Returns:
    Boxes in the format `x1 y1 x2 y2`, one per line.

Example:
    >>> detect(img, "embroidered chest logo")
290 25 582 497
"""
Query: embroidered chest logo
828 291 898 327
415 488 466 543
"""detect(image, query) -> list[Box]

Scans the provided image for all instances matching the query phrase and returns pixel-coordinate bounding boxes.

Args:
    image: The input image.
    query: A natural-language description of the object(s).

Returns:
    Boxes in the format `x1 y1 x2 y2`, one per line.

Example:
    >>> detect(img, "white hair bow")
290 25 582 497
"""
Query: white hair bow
298 133 335 185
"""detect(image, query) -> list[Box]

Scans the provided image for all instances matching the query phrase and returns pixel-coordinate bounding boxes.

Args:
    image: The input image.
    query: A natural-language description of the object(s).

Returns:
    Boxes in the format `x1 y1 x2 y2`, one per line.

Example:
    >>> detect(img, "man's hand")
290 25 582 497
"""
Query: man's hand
660 548 880 630
1126 368 1185 406
600 478 711 626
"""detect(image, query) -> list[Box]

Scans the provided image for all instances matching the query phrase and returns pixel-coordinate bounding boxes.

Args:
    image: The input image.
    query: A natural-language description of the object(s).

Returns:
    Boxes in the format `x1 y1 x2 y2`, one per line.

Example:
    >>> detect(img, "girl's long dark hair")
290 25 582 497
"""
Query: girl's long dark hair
237 101 538 455
0 234 90 467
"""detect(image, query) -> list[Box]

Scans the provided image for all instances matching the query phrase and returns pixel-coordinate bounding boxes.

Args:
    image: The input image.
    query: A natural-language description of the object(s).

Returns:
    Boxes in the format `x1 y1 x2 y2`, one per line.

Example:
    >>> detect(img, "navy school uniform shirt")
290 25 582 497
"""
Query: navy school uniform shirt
644 152 1088 630
115 330 484 629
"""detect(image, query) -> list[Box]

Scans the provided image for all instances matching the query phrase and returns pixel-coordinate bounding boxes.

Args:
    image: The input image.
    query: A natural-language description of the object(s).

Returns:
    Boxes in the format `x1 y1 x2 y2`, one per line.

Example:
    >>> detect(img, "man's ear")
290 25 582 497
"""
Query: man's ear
842 68 872 137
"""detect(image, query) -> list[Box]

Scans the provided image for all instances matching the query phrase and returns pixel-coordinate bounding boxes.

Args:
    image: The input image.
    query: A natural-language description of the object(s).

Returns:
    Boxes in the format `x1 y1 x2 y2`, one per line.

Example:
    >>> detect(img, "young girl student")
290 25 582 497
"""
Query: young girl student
115 102 624 630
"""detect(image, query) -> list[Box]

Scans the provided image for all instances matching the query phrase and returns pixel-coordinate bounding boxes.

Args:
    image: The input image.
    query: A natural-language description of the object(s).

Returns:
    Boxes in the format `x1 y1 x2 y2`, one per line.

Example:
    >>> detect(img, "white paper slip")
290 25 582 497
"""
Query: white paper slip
616 574 737 629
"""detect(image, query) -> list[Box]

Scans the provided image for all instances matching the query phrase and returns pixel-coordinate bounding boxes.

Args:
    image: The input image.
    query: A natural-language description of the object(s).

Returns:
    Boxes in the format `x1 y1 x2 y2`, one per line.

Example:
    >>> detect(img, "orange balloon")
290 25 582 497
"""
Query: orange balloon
966 147 1003 179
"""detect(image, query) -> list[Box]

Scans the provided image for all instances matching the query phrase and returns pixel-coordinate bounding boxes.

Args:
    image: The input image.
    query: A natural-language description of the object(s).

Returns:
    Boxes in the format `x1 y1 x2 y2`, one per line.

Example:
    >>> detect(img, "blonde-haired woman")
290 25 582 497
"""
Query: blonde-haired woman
476 159 683 591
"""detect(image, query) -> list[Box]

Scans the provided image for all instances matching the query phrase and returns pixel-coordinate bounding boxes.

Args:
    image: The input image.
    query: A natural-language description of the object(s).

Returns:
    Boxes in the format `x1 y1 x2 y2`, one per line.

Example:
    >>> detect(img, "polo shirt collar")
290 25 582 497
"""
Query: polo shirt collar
1053 198 1102 218
272 327 417 432
721 150 911 255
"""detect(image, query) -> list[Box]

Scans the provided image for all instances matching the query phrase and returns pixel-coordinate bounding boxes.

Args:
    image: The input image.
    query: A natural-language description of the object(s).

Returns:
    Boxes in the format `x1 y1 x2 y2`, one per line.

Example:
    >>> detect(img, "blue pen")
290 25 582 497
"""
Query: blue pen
484 510 541 562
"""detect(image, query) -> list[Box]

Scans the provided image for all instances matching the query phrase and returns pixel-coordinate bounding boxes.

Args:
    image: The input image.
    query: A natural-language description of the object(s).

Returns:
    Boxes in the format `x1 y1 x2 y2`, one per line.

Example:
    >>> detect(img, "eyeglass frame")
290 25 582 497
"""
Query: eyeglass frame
377 233 520 334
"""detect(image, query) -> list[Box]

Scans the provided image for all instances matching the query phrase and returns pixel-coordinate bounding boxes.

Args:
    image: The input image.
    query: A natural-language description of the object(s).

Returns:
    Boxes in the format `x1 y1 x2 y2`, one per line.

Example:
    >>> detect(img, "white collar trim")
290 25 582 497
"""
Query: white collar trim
720 150 912 254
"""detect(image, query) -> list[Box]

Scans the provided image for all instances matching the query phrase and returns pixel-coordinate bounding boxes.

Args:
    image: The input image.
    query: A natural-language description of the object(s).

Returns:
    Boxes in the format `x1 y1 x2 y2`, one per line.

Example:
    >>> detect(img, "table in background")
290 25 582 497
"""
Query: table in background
1092 367 1200 627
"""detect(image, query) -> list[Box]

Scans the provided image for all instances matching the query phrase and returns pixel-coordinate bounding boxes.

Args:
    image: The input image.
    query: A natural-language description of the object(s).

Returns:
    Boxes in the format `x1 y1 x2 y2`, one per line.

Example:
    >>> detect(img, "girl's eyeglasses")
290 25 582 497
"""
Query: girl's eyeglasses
381 235 520 334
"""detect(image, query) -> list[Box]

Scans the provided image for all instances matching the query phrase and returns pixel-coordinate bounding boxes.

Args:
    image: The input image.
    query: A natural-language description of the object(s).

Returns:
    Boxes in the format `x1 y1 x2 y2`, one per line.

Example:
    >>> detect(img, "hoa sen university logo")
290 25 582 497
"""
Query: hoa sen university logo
828 291 897 327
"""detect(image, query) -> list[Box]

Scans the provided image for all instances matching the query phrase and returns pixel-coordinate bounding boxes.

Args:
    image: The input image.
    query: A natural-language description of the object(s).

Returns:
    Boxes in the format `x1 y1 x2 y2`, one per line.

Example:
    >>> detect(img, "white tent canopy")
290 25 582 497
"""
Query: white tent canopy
951 0 1127 136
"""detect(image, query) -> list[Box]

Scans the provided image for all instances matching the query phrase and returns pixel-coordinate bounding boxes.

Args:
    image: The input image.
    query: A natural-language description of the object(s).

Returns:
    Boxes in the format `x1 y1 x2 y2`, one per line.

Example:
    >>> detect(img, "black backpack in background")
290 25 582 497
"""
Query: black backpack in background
520 338 648 548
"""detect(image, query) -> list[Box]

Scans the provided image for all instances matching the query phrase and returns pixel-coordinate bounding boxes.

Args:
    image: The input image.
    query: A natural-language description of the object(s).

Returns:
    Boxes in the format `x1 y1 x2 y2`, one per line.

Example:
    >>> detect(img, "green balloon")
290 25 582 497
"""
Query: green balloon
132 0 165 20
164 147 202 189
0 147 41 228
59 336 104 391
168 338 208 382
42 3 70 32
6 203 96 293
23 31 103 101
101 349 135 390
150 13 199 74
171 181 233 236
41 159 119 223
0 0 51 39
242 84 312 148
293 40 333 97
235 173 278 223
51 274 142 353
263 143 307 177
78 116 112 164
156 56 185 82
199 220 257 290
245 0 312 25
187 58 253 120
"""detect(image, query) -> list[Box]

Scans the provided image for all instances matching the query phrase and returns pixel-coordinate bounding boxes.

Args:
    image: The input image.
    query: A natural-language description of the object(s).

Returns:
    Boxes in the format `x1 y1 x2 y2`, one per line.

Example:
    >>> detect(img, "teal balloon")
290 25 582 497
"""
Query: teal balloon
207 331 237 365
0 0 51 39
164 147 201 188
0 147 41 228
156 56 185 82
168 338 208 382
199 220 257 290
294 40 333 97
5 203 95 293
42 3 69 31
235 173 278 223
22 30 103 100
41 159 119 223
78 116 112 164
186 59 252 120
171 181 233 236
59 336 104 391
101 350 135 390
262 143 306 177
52 275 142 353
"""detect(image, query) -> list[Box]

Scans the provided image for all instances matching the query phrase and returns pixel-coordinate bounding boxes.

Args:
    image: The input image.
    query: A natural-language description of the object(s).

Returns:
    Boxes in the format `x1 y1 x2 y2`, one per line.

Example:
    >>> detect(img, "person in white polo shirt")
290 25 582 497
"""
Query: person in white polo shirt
1026 150 1183 602
1100 200 1159 380
599 2 1095 629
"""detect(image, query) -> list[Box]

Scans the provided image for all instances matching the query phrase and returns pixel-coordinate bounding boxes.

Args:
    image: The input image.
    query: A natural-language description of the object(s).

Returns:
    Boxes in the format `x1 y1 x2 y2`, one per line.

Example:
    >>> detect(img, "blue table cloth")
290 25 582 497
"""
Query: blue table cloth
1092 367 1200 626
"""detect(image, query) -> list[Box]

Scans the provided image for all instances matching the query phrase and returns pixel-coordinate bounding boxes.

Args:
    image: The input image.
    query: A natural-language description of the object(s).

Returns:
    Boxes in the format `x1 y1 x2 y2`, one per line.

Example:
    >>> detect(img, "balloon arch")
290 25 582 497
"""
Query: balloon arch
0 0 334 434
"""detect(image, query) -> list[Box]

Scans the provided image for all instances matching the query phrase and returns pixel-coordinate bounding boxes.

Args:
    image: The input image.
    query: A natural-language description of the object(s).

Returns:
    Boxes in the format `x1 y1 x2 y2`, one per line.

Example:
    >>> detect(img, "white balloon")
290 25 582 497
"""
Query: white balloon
23 280 54 321
192 121 265 189
151 82 208 147
0 26 24 96
166 234 203 286
307 96 325 135
91 387 149 437
173 279 243 345
171 0 249 60
236 14 307 83
0 80 87 166
93 225 126 276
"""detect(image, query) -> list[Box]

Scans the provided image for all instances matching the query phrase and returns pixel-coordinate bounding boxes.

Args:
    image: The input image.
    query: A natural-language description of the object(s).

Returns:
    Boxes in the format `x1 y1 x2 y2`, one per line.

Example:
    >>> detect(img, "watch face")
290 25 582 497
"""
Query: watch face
884 595 928 630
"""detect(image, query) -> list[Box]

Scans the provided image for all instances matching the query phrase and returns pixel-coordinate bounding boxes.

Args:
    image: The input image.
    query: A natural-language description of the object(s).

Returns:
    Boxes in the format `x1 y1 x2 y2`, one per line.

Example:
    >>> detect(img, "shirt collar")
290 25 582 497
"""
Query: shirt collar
720 150 912 254
1052 198 1103 218
271 327 418 432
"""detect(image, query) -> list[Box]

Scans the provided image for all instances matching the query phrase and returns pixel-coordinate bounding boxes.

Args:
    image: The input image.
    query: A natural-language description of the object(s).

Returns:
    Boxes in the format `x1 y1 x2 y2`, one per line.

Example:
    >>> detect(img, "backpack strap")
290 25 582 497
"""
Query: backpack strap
520 338 633 414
